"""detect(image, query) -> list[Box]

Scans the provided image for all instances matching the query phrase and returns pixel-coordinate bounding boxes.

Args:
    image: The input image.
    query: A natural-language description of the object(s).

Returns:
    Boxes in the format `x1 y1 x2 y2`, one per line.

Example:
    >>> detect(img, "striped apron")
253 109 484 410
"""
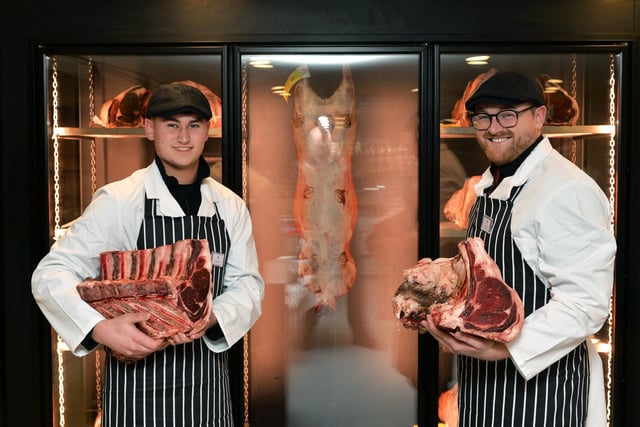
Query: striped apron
458 185 589 426
101 195 233 426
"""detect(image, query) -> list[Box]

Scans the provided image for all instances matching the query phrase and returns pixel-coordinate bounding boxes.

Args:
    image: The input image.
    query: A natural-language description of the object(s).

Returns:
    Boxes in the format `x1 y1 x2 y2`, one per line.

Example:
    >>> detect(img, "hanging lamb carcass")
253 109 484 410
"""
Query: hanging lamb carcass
291 65 358 316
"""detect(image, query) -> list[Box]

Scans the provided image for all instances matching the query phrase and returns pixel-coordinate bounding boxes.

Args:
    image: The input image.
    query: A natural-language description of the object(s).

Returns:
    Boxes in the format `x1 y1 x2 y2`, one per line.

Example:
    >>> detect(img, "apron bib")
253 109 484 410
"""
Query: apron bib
101 195 233 427
457 186 589 427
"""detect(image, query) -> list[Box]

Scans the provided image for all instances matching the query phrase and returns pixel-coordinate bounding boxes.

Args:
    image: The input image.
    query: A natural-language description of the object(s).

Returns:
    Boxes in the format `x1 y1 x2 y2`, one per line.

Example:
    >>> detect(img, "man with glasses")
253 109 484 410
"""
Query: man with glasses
423 71 615 426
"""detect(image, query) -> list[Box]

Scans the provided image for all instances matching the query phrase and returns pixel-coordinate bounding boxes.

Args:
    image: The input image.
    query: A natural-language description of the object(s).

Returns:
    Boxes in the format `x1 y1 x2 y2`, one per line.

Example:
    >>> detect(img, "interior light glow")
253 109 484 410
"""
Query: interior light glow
248 54 388 66
250 59 272 66
250 59 274 69
465 55 490 62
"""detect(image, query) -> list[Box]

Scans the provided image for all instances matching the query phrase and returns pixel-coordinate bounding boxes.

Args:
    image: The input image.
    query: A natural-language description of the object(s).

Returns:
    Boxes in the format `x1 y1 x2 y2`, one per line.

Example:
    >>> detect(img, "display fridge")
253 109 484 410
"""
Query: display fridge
35 42 625 426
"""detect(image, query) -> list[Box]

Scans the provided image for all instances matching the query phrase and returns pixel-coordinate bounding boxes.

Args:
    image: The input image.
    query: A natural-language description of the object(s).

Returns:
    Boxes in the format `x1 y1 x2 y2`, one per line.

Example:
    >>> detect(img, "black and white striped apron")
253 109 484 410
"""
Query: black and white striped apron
458 185 589 427
101 195 233 426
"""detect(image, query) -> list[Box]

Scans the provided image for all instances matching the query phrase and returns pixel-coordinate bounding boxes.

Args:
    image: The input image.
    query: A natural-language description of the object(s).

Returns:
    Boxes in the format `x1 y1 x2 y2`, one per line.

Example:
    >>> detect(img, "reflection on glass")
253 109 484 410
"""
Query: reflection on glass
45 52 223 426
244 52 420 426
439 52 618 426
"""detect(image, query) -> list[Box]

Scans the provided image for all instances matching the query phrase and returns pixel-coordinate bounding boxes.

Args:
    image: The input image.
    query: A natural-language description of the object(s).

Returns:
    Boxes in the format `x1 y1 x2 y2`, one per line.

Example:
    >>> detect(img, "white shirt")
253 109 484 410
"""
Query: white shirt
32 161 265 356
474 137 616 426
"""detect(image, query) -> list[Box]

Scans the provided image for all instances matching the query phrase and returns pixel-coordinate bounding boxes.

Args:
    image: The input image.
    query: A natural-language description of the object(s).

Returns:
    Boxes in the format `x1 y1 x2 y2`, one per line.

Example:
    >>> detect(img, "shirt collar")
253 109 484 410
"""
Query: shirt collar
154 155 210 188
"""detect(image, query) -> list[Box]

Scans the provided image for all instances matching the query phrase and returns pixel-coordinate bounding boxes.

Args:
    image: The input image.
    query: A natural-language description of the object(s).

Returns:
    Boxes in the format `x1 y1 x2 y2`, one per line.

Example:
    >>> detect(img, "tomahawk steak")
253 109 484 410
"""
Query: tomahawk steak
392 237 524 343
77 239 213 339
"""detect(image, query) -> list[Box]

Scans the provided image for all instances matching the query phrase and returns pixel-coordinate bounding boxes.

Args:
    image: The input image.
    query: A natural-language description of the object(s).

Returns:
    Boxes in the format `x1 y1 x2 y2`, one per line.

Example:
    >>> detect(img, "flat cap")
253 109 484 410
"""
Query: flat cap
465 71 545 112
145 83 212 120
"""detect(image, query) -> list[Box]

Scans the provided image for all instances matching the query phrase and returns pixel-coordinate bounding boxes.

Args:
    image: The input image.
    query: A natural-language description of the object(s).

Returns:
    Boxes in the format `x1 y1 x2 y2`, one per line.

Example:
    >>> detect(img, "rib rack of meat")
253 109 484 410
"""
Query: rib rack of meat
92 85 151 128
77 239 213 339
392 237 524 343
292 65 358 316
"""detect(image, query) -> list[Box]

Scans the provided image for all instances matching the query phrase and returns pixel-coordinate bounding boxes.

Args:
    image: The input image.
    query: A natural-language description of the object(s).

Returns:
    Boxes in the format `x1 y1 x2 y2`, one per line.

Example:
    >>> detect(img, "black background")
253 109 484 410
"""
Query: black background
2 1 639 426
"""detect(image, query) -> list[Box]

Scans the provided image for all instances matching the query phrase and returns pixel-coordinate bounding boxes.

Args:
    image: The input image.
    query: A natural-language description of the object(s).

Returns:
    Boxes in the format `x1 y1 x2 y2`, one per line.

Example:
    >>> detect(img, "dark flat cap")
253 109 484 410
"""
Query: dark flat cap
465 71 545 112
145 83 212 120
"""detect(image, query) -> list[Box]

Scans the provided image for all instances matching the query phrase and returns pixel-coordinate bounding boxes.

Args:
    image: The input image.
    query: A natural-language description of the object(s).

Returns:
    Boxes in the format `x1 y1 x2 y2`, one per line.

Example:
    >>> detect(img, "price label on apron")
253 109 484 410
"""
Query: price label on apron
481 215 494 234
211 252 225 267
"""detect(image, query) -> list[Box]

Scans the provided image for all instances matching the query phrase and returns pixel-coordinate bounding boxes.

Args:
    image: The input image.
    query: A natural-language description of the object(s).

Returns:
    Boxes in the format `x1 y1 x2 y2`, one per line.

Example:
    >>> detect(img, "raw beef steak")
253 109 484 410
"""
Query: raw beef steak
77 239 213 338
392 237 524 343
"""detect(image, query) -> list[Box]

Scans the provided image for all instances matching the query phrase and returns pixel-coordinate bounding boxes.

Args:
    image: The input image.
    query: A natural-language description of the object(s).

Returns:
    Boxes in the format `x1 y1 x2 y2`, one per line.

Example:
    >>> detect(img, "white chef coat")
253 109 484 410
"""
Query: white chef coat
32 161 265 356
473 137 616 426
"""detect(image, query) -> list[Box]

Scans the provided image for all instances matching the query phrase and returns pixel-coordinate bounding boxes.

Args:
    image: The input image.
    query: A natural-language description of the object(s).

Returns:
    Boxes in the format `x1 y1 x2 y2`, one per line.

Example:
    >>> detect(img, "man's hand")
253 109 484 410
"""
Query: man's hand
92 312 167 362
420 315 510 361
167 310 219 345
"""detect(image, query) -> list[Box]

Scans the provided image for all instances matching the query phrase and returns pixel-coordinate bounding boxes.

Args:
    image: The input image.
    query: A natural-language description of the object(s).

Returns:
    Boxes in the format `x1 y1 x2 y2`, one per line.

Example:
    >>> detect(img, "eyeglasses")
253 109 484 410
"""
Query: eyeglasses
469 105 537 131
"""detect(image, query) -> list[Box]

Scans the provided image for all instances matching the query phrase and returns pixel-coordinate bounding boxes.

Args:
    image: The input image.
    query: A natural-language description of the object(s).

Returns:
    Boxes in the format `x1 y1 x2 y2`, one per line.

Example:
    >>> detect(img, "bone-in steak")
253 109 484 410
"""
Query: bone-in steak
392 237 524 343
77 239 212 339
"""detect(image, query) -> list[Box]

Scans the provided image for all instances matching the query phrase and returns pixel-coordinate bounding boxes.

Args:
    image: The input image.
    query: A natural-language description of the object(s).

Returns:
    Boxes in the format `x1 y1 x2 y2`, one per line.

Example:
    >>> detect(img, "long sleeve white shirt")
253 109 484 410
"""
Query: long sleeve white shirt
474 137 616 426
32 162 265 356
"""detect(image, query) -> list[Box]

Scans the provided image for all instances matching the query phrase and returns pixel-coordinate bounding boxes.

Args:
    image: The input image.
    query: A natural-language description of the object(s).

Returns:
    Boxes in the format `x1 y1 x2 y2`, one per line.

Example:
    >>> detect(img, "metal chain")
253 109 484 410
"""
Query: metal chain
56 337 66 427
52 57 61 242
241 61 251 427
242 62 248 203
571 54 577 99
570 54 577 163
95 350 102 415
88 57 97 194
605 53 617 426
88 57 95 121
51 56 66 427
88 57 102 421
607 55 617 229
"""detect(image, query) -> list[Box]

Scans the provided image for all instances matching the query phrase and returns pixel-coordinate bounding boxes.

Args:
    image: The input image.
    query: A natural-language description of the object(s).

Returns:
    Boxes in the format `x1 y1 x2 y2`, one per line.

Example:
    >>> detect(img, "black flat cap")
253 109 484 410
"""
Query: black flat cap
145 83 212 120
465 71 545 112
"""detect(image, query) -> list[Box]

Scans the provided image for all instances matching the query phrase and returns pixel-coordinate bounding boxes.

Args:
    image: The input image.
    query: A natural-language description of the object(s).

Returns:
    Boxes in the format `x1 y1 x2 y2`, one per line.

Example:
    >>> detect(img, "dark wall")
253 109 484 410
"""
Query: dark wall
7 0 640 43
2 1 639 426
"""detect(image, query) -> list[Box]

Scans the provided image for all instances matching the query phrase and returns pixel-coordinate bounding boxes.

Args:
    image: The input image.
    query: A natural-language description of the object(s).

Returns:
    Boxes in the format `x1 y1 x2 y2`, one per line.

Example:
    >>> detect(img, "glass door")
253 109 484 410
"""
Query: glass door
239 49 422 426
438 48 621 426
41 48 223 427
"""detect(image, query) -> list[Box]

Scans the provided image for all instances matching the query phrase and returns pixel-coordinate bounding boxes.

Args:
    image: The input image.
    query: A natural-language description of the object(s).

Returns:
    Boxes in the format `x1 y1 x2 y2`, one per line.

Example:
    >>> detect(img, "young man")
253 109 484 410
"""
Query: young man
423 71 616 426
32 82 264 426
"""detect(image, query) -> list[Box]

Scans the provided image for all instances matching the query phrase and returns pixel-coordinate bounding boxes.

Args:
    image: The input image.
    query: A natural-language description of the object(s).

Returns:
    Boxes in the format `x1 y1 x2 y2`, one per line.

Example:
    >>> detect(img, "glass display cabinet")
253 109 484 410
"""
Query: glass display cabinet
437 48 620 426
40 48 223 426
238 49 423 426
36 43 623 427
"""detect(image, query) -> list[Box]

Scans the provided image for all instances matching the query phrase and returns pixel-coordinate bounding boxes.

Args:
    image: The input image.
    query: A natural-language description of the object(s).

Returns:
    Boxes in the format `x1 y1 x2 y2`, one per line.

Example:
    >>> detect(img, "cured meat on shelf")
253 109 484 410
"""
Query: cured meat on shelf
443 175 481 229
450 68 498 126
92 85 151 128
91 81 222 131
77 239 213 339
292 65 358 315
392 237 524 343
537 74 580 125
438 383 459 427
174 80 223 131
